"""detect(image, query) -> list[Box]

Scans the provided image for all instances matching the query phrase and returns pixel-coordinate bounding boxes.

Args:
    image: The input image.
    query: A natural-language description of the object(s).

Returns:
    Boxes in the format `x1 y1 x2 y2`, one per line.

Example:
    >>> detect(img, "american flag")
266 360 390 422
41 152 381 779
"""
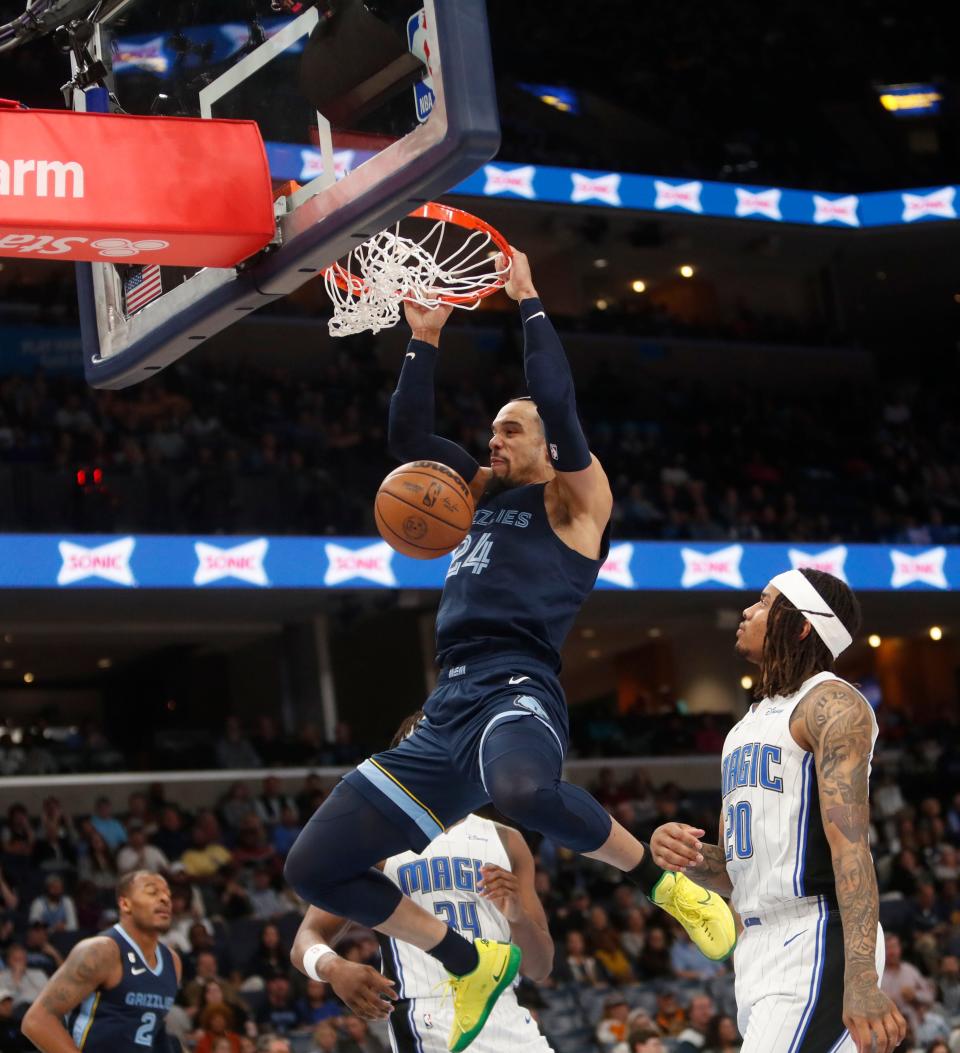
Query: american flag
123 265 162 314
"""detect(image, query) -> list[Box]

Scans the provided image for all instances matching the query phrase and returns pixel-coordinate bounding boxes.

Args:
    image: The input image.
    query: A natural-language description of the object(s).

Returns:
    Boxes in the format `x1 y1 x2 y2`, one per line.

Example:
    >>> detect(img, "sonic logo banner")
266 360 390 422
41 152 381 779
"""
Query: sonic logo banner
0 536 953 591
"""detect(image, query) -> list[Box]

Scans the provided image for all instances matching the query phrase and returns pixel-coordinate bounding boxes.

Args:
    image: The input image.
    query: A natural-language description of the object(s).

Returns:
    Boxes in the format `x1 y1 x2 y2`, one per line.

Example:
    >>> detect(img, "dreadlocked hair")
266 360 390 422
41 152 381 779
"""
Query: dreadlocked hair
755 568 861 700
389 710 425 748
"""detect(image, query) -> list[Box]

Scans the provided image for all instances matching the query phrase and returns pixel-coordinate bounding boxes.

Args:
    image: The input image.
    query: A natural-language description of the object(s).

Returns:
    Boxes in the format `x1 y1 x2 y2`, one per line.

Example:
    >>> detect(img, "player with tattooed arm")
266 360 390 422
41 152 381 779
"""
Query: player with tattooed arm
22 870 181 1053
649 569 906 1053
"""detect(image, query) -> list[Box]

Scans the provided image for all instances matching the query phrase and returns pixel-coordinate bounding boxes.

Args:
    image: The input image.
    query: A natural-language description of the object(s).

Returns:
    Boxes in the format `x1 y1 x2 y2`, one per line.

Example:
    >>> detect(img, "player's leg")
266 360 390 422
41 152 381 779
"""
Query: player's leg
284 780 477 966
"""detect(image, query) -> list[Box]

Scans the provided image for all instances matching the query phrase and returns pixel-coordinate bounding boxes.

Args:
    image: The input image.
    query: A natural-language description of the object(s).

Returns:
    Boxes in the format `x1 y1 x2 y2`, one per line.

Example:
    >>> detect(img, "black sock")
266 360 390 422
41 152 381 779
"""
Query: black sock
427 927 480 976
625 841 665 897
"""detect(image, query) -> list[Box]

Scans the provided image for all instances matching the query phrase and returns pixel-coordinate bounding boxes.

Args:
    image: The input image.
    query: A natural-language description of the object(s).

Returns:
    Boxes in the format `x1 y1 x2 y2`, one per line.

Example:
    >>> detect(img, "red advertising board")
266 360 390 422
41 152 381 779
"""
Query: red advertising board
0 106 275 267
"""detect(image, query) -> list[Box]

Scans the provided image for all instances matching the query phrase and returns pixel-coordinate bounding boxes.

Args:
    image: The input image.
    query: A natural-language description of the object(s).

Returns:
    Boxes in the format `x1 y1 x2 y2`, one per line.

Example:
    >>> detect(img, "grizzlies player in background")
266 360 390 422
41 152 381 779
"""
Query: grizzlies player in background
290 712 555 1053
22 871 180 1052
650 569 908 1053
285 250 735 1052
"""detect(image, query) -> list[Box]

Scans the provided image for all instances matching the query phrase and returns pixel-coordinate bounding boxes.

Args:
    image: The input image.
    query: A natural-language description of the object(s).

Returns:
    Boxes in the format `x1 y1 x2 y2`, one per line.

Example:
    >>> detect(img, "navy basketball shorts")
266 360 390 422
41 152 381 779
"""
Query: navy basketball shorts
343 654 569 852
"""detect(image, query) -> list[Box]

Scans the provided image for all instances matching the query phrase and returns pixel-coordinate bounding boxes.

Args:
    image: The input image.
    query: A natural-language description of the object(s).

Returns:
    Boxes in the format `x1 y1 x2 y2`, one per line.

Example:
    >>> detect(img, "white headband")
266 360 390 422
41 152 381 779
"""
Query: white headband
768 570 853 658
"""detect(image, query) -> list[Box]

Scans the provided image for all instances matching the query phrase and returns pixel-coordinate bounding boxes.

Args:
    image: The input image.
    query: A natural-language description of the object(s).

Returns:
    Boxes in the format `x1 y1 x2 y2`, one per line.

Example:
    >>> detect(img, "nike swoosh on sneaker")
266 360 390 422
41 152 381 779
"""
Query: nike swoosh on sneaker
492 962 505 982
698 892 713 905
508 675 529 684
783 931 806 947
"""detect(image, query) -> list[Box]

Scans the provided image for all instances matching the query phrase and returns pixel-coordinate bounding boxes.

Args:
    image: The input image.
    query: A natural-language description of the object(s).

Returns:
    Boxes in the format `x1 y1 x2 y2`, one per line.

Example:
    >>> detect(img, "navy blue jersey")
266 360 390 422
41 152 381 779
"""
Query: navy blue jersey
435 482 609 671
68 925 178 1052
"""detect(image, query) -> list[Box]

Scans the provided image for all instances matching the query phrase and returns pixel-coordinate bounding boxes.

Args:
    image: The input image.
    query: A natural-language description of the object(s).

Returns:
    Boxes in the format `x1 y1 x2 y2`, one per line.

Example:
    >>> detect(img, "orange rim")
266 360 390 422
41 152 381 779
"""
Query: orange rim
325 202 512 305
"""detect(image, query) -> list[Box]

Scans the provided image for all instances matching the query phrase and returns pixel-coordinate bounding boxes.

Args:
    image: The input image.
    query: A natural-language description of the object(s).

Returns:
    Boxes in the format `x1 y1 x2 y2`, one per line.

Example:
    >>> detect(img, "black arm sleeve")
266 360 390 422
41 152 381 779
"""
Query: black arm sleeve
387 339 480 483
520 298 592 472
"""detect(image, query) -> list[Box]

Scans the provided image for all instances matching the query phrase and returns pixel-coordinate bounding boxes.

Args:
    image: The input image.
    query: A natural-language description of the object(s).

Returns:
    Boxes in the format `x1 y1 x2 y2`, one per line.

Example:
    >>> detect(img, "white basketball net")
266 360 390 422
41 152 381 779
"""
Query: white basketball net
323 217 510 337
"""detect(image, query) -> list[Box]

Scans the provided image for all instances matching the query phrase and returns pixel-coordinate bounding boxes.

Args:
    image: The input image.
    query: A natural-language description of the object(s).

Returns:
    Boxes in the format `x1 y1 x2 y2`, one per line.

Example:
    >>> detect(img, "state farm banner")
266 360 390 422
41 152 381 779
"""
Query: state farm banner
0 108 274 266
0 535 955 591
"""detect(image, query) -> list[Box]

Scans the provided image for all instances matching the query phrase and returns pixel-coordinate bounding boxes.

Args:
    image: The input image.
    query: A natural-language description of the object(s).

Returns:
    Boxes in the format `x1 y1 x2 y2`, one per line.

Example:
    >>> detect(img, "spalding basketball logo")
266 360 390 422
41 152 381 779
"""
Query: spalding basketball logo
403 516 428 540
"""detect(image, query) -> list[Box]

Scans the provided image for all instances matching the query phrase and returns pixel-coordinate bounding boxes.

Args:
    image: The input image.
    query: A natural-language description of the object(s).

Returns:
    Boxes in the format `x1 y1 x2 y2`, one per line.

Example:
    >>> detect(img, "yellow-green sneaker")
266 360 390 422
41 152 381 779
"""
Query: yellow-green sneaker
442 938 522 1051
651 871 736 961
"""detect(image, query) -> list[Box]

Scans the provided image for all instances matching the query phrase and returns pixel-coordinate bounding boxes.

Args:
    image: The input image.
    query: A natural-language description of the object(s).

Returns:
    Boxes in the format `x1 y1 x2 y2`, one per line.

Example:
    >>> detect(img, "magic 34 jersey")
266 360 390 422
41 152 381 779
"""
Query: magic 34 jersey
721 671 878 917
379 814 552 1053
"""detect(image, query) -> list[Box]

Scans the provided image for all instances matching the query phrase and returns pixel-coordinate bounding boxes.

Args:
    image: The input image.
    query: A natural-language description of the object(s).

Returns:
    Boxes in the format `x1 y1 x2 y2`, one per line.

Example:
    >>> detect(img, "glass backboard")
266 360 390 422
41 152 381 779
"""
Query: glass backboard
74 0 499 388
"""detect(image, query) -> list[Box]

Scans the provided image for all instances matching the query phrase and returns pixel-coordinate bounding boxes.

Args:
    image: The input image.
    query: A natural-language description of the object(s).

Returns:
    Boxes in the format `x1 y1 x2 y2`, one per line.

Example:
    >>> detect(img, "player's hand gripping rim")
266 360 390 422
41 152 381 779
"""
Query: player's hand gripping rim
650 822 705 872
843 984 907 1053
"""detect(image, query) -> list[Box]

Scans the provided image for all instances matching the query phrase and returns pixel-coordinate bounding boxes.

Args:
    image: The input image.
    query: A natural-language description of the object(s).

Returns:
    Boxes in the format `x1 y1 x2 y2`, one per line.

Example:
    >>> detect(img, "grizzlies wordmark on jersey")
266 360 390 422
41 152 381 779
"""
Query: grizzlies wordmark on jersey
67 925 178 1052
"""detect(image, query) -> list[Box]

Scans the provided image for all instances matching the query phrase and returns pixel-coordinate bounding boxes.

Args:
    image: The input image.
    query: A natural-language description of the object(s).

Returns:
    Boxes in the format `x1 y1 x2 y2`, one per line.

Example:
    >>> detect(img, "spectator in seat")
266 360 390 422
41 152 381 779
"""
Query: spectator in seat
620 908 647 964
297 979 341 1027
310 1021 339 1053
123 792 157 835
220 783 258 834
194 1004 242 1053
251 717 287 768
232 816 276 871
183 922 233 983
154 806 190 862
638 926 673 980
296 775 325 823
596 992 631 1050
256 1035 291 1053
669 919 727 982
254 777 297 827
625 1027 665 1053
183 952 242 1019
0 944 48 1006
23 922 63 974
654 991 686 1037
28 873 77 932
337 1015 387 1053
704 1013 741 1052
216 718 263 771
77 827 118 894
936 955 960 1020
881 933 935 1037
181 812 233 882
0 987 26 1052
271 806 301 860
248 868 290 921
247 923 289 981
674 994 715 1053
254 972 305 1036
587 906 634 984
2 804 35 862
116 819 170 874
32 797 77 874
557 929 605 987
89 795 127 851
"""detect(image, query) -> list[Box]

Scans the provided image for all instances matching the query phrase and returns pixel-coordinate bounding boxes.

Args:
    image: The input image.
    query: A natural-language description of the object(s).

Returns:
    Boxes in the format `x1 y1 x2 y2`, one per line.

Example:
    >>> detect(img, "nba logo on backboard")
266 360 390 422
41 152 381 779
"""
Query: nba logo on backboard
407 10 436 123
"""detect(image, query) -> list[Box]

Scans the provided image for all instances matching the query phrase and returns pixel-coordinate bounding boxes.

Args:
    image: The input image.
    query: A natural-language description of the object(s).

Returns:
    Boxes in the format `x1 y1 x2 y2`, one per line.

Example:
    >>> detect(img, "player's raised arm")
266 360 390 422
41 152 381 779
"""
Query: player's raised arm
21 936 120 1053
387 300 490 500
484 825 554 981
500 248 612 529
794 681 907 1053
291 906 397 1021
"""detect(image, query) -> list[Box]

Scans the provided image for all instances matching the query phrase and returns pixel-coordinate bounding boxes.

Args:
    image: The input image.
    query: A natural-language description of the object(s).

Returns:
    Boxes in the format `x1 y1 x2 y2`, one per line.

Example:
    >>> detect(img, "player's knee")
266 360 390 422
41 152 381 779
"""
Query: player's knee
283 829 335 905
487 773 549 827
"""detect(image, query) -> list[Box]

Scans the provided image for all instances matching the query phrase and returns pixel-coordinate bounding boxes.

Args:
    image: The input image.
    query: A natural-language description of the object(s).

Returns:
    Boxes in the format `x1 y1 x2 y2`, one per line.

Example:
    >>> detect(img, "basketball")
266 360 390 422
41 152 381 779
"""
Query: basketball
375 461 475 559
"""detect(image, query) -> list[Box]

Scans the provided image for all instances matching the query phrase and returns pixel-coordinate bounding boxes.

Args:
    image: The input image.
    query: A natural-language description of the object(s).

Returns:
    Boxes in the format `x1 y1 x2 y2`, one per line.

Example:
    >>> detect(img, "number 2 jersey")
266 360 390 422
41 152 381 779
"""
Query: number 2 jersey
68 924 177 1052
435 481 610 672
721 671 878 918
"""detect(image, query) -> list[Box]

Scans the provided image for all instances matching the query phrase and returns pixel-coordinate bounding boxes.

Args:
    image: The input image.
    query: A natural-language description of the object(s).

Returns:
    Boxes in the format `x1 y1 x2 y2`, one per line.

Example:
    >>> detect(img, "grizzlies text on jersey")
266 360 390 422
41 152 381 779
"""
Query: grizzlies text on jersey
436 482 609 672
67 925 177 1052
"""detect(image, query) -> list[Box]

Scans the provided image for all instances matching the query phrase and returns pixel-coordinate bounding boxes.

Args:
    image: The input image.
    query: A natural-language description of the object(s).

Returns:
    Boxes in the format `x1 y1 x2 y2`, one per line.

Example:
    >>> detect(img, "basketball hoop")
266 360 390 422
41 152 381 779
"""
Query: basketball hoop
323 202 511 337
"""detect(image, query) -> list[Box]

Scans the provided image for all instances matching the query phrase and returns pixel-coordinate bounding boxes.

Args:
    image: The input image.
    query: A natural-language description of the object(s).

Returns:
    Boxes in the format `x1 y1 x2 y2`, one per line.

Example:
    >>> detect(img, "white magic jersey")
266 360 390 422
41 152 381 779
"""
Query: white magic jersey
721 671 878 918
382 814 512 998
379 814 552 1053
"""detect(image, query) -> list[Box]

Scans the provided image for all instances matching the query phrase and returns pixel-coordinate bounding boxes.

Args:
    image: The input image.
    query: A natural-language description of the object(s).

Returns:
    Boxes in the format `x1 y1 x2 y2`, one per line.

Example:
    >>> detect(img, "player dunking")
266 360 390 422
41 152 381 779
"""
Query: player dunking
291 712 556 1053
651 569 908 1053
285 250 735 1052
22 870 181 1052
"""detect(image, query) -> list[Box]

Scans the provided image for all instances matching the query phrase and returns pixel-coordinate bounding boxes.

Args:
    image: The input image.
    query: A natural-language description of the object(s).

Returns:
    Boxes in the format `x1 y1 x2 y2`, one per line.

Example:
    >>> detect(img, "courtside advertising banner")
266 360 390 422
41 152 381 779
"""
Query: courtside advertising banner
0 535 954 591
0 107 275 266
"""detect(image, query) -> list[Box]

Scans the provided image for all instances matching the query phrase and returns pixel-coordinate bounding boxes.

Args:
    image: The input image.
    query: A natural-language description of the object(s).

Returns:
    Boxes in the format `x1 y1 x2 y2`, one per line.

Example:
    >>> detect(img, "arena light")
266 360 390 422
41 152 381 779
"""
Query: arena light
23 672 34 684
594 298 609 311
679 264 695 278
876 83 942 118
868 634 882 648
740 675 753 690
587 648 602 659
631 279 647 293
593 258 609 269
97 657 113 668
929 626 943 641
